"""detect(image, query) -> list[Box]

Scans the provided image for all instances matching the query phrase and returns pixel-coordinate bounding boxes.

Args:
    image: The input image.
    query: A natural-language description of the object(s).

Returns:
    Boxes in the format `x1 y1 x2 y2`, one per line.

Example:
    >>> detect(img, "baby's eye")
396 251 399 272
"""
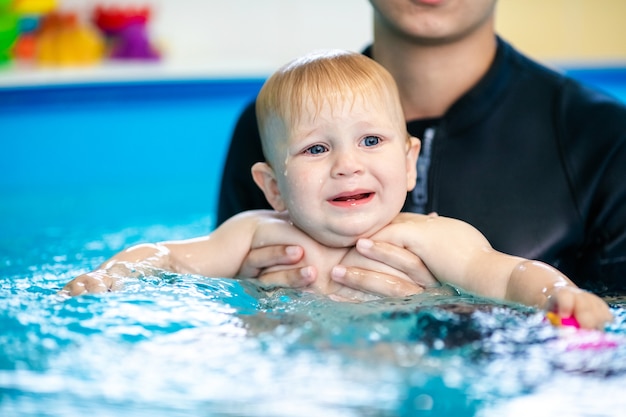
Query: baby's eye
361 135 382 147
304 144 328 155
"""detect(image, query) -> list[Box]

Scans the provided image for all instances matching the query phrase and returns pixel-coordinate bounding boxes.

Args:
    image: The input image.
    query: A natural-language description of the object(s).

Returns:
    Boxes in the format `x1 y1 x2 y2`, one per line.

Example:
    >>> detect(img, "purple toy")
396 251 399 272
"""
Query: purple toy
110 22 159 60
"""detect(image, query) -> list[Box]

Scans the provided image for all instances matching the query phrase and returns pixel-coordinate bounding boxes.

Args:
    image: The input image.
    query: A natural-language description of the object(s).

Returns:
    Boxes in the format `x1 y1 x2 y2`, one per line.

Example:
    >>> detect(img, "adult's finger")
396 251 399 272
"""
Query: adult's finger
355 239 439 288
237 245 304 277
257 266 317 289
331 265 425 298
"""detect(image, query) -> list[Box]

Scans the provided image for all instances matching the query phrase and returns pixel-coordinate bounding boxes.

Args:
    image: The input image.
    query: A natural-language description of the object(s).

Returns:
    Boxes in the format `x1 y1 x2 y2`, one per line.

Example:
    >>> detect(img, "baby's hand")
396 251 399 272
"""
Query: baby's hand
546 286 612 330
60 271 118 296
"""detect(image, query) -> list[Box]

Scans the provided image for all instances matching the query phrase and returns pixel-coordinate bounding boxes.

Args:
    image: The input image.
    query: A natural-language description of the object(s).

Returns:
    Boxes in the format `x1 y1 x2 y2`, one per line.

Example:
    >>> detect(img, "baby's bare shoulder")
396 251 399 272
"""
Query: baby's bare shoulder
375 212 488 251
374 212 475 243
388 212 435 225
249 211 316 248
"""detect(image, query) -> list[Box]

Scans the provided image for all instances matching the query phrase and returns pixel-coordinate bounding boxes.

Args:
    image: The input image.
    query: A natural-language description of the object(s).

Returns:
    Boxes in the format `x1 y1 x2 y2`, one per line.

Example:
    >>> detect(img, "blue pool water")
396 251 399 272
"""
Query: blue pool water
1 68 626 416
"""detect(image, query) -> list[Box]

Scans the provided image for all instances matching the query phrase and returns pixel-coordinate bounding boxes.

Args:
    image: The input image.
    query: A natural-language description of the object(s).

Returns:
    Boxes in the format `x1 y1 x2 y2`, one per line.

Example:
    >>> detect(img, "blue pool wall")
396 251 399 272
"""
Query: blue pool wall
1 67 625 227
0 78 265 190
1 78 265 228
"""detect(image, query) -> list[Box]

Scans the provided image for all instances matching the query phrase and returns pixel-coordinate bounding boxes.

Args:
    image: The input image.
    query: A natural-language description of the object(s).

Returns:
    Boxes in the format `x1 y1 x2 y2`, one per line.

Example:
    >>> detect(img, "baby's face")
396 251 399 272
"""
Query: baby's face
273 93 418 247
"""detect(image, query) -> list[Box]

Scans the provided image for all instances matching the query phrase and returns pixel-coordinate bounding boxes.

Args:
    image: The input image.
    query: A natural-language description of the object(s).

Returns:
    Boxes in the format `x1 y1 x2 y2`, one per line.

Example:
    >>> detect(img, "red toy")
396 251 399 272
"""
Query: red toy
92 5 159 60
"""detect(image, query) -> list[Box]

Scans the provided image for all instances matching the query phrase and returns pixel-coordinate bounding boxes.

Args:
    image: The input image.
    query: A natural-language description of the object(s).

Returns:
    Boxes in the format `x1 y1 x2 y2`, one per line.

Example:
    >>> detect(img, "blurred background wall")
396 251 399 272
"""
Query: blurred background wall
496 0 626 65
5 0 625 81
132 0 626 70
133 0 626 71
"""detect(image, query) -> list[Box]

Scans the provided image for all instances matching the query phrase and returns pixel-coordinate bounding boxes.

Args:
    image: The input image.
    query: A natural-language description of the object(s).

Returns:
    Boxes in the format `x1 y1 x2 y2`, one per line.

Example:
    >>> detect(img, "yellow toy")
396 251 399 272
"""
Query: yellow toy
11 0 56 15
37 12 104 66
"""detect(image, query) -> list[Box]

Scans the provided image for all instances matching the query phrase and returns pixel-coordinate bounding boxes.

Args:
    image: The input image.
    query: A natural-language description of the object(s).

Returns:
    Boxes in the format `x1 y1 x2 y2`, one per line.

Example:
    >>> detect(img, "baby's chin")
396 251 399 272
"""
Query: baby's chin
294 214 391 248
307 227 375 248
319 236 361 248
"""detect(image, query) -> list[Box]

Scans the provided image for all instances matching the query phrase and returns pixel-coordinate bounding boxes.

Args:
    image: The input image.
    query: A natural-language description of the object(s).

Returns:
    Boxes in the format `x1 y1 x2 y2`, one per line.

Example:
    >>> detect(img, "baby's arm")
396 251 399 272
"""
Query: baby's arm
376 214 612 329
504 260 612 330
61 211 265 296
61 243 173 295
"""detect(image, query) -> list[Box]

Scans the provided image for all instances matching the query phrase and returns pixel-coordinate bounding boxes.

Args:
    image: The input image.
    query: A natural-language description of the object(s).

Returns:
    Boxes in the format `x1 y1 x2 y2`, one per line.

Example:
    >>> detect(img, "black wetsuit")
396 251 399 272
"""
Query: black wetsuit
217 38 626 292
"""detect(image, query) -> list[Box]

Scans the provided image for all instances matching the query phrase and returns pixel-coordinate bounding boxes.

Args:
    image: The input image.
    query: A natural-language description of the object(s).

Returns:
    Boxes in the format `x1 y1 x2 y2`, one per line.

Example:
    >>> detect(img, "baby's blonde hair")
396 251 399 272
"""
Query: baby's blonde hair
256 49 406 165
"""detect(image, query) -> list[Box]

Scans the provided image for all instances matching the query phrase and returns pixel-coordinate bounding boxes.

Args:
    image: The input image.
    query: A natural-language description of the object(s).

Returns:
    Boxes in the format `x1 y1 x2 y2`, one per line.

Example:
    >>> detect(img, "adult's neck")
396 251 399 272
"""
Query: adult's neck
372 21 498 120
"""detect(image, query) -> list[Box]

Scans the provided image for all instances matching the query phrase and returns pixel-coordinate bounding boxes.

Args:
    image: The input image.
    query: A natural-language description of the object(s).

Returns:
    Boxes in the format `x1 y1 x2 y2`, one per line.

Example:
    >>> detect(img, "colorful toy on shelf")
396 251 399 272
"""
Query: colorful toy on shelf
0 0 18 64
11 0 103 66
92 5 159 61
11 0 56 15
12 30 35 60
109 21 159 60
5 0 56 63
36 12 105 66
93 5 149 36
6 1 161 67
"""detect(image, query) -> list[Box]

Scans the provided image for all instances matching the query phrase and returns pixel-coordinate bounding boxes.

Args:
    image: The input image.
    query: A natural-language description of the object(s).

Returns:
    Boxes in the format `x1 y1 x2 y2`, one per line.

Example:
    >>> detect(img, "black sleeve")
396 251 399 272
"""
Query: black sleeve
217 100 271 225
560 81 626 292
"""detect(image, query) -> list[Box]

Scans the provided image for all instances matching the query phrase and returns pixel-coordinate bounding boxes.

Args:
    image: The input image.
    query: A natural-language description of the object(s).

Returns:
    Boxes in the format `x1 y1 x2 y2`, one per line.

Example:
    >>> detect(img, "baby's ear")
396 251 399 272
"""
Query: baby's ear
406 136 421 192
251 162 287 211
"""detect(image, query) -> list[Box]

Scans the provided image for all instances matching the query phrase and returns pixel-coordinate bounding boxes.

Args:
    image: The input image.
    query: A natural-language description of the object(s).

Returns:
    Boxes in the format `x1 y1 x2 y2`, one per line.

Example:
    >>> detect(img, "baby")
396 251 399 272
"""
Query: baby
62 50 612 330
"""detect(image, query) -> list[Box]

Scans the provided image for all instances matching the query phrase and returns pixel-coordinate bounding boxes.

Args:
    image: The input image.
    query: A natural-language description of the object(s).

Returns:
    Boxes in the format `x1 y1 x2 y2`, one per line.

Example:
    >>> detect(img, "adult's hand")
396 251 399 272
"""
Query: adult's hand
237 245 316 288
331 238 439 297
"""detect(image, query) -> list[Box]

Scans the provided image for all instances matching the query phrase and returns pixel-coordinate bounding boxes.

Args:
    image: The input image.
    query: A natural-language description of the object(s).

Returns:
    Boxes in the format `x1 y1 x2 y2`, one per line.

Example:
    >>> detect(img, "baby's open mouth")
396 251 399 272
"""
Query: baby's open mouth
328 191 376 208
332 193 372 202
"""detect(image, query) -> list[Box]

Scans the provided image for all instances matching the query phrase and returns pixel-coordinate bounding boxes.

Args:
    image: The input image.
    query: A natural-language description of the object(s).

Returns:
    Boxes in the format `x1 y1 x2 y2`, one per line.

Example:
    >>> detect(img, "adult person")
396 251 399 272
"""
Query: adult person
217 0 626 295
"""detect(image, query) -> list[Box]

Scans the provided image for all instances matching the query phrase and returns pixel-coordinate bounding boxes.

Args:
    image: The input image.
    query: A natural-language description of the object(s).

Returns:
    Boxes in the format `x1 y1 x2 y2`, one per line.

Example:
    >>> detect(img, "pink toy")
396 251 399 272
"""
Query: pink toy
546 312 619 351
546 312 580 328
